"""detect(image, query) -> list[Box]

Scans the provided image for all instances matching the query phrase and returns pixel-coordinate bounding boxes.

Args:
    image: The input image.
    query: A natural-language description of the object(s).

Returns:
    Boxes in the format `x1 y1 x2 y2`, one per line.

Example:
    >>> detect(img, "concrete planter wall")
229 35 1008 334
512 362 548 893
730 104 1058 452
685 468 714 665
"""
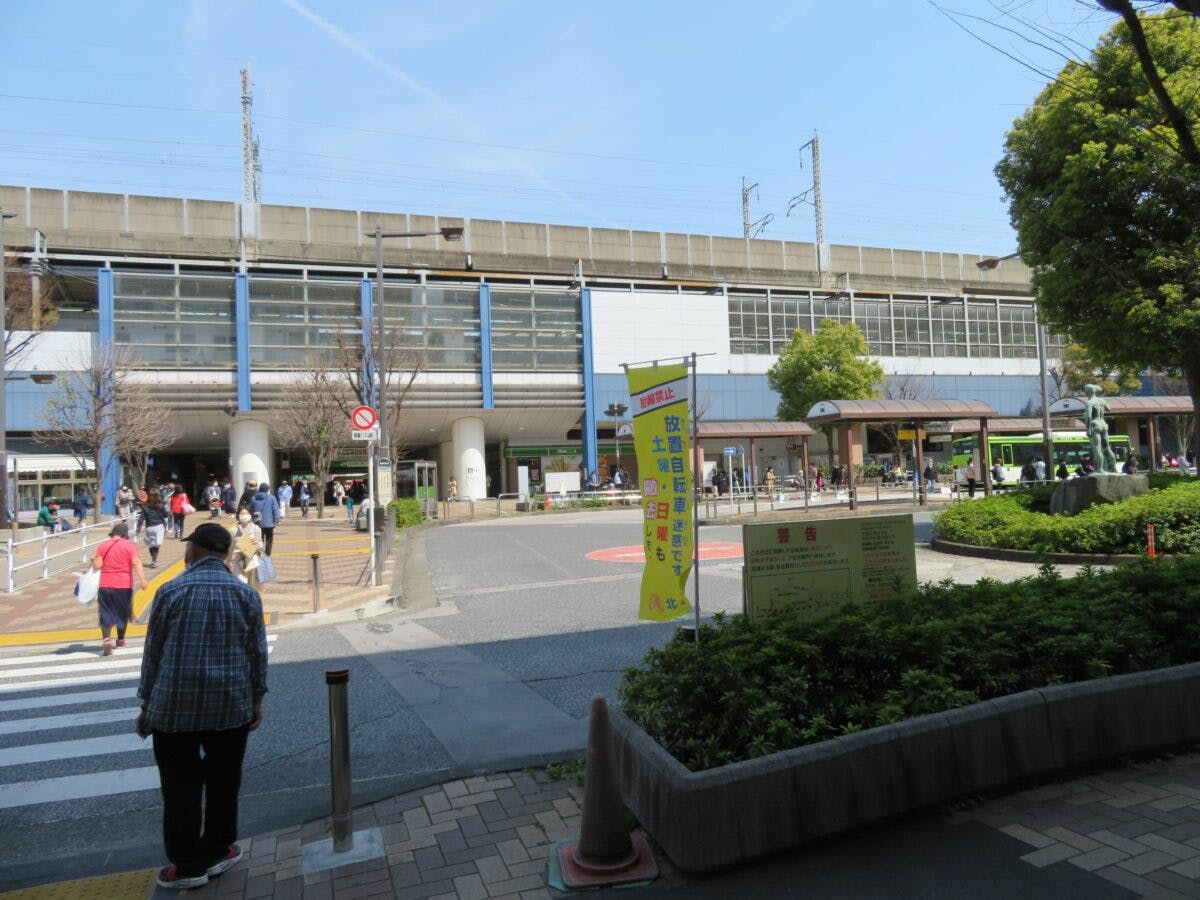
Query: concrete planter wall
609 662 1200 872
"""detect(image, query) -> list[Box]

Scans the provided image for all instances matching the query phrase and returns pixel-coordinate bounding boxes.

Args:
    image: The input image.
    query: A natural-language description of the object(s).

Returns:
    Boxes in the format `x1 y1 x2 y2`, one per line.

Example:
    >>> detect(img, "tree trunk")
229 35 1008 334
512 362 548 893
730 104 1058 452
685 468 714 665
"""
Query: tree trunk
1186 361 1200 477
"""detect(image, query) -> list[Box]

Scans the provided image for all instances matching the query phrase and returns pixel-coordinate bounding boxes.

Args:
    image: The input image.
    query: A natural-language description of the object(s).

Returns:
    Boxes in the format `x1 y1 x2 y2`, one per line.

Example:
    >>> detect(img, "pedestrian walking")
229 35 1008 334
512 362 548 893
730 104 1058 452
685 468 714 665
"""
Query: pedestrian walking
275 481 292 518
228 506 263 584
332 480 347 520
298 481 311 518
765 466 776 496
204 479 222 518
220 480 237 518
169 486 191 540
73 487 90 526
160 483 176 534
249 482 280 556
92 521 147 657
447 476 458 500
117 484 135 520
237 481 256 513
966 460 978 498
136 522 268 891
141 491 168 568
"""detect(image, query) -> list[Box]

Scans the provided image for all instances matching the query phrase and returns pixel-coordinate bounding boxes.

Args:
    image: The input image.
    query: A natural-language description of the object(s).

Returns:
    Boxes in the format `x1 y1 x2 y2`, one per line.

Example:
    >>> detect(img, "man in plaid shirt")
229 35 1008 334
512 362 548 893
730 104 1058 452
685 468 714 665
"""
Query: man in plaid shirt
136 522 269 891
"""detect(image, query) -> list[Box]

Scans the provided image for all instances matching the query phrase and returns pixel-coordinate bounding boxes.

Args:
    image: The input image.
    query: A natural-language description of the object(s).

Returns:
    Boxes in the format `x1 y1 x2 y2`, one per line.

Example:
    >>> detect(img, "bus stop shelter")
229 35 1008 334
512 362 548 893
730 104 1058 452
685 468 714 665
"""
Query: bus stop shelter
1049 395 1194 471
804 399 1000 508
697 420 815 489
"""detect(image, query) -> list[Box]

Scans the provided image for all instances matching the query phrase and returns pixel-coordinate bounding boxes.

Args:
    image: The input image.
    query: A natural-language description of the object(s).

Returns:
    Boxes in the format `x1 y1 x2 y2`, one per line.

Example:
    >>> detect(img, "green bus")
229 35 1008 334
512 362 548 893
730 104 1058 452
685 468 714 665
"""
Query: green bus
951 431 1132 484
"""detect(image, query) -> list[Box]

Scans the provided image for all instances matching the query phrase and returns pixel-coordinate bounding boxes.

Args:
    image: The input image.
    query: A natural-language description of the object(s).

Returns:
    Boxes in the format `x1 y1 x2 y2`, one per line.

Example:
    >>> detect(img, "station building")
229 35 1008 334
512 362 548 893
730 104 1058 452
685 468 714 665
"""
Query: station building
1 184 1076 510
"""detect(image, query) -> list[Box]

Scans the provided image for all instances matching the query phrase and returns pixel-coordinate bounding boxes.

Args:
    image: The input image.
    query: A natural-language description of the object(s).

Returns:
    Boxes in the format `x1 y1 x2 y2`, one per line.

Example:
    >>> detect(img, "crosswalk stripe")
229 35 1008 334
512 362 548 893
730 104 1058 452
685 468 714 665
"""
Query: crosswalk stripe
0 707 138 735
0 765 160 809
0 657 144 679
0 732 148 766
0 671 141 694
0 649 139 667
0 686 137 713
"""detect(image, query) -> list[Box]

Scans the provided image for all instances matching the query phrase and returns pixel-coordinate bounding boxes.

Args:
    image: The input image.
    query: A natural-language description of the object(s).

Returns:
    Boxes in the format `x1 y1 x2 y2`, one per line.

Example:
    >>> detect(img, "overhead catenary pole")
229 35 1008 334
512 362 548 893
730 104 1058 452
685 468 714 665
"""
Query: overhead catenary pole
0 206 14 528
1035 303 1055 477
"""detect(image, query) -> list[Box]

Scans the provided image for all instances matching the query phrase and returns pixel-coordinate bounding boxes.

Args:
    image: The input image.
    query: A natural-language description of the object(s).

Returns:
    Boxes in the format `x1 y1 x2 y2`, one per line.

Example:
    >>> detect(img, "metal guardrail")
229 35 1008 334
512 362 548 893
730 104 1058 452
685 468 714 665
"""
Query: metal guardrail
1 514 139 593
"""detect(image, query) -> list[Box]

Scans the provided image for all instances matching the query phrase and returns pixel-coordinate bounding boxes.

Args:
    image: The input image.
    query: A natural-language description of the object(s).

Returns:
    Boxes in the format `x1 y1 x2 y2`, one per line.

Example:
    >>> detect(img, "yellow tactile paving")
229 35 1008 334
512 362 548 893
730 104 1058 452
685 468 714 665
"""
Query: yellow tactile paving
0 868 156 899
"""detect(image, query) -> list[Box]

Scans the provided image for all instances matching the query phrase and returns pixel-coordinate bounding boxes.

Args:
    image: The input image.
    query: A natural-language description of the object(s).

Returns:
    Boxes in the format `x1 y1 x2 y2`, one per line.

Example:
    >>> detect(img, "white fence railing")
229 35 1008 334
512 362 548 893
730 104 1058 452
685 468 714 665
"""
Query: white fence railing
1 514 139 593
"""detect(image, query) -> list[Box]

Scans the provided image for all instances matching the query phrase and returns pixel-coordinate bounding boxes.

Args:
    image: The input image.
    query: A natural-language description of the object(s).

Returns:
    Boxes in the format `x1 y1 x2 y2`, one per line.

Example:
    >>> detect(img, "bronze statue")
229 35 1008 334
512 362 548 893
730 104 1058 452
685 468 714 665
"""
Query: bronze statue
1084 383 1119 474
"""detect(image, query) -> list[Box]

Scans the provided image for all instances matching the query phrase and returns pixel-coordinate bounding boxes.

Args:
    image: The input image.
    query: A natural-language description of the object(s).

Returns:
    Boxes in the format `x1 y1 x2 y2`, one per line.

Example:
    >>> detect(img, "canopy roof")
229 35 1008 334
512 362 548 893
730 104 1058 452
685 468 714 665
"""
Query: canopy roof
804 399 998 424
926 417 1085 436
698 420 815 438
1050 396 1194 417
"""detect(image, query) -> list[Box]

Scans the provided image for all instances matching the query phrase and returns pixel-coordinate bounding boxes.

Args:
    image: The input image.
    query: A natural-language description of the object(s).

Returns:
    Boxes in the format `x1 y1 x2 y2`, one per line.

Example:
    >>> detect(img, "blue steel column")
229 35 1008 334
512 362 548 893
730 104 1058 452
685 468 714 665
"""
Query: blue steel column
360 278 376 408
479 283 494 409
235 273 251 411
98 268 120 514
580 287 597 477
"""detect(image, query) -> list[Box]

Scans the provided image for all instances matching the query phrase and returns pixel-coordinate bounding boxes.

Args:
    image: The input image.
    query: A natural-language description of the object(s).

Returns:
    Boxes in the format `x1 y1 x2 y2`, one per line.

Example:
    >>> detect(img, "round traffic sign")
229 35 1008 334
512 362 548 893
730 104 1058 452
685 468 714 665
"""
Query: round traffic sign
351 406 378 430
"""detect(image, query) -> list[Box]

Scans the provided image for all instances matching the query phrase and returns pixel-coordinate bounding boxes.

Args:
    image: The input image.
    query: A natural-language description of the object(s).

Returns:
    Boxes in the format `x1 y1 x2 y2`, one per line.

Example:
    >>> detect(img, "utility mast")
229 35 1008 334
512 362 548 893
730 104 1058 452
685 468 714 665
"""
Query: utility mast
741 177 773 239
240 68 261 241
788 131 829 274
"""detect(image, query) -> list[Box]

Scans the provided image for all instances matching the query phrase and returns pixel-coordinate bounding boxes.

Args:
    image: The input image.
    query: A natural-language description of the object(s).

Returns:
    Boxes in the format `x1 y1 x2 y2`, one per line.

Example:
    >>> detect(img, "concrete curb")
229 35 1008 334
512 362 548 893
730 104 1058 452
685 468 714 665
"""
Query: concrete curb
608 662 1200 873
928 536 1167 565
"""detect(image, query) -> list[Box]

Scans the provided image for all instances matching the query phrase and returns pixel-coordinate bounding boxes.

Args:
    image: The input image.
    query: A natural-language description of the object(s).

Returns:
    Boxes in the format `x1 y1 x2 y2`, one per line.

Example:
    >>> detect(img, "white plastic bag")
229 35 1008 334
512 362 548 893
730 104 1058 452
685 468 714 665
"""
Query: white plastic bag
74 568 100 605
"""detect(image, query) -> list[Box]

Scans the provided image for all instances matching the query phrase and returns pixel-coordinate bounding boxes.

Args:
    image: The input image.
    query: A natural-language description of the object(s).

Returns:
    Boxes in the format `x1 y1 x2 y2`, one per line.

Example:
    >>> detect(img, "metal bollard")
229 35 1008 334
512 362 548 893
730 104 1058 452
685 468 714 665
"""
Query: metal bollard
311 554 322 612
326 669 353 852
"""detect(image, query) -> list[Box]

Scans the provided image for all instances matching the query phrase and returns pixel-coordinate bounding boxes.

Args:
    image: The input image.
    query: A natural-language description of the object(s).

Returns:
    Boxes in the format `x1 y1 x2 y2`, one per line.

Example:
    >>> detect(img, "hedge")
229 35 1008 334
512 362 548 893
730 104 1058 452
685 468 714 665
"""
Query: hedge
618 557 1200 771
932 474 1200 554
389 498 424 528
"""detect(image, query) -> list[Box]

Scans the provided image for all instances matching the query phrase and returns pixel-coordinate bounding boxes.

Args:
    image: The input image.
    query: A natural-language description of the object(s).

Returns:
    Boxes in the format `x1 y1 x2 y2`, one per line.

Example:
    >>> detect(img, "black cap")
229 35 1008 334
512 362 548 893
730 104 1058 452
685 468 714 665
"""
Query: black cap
109 521 129 538
184 522 233 555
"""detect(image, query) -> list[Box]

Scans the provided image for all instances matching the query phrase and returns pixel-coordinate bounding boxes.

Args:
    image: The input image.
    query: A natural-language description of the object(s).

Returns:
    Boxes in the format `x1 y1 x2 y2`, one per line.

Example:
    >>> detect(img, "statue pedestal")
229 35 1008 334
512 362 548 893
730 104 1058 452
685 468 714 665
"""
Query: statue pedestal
1050 473 1149 517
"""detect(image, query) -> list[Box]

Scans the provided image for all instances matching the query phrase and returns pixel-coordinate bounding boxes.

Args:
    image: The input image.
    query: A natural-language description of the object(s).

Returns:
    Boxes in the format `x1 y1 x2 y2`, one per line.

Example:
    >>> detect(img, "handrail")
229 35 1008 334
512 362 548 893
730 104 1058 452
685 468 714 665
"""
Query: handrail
3 514 138 593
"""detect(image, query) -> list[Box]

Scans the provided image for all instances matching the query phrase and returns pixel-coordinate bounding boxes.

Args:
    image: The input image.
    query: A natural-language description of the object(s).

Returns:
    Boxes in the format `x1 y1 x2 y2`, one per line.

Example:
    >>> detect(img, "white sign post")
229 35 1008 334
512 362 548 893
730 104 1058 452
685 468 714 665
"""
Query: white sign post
349 407 380 587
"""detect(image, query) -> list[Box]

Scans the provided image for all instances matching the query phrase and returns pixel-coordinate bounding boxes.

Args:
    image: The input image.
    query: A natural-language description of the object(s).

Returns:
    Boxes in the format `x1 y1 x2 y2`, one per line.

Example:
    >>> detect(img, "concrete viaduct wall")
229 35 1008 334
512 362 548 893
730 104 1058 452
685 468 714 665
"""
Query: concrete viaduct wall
0 184 1031 295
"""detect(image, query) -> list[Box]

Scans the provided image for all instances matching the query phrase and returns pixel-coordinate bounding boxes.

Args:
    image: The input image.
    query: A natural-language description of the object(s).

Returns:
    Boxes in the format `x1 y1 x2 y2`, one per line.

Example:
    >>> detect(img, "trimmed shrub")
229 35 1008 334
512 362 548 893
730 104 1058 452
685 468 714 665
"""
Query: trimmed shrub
618 557 1200 771
390 498 423 528
933 478 1200 554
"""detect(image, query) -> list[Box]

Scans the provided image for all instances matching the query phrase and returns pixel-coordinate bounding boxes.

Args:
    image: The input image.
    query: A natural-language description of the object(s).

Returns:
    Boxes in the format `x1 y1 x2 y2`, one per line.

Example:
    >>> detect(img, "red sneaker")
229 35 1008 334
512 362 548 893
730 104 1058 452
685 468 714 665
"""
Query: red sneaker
206 844 243 876
101 639 113 657
156 865 208 890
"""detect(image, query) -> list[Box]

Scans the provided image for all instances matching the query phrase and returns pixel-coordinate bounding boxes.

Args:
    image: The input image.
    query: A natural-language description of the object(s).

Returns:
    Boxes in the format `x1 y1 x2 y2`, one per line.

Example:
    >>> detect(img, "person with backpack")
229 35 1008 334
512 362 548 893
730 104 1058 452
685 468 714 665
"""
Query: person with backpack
249 482 281 556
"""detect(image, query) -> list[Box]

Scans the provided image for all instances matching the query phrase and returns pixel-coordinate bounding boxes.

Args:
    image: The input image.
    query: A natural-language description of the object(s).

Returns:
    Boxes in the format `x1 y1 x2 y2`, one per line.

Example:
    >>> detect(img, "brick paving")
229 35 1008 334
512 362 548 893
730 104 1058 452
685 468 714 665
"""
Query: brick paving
0 510 392 640
160 770 586 899
954 750 1200 898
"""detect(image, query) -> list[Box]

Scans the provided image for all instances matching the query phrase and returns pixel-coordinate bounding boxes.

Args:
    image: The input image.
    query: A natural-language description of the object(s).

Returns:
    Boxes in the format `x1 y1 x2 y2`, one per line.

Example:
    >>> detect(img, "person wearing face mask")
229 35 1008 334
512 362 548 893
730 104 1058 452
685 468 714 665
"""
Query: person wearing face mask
228 506 263 585
137 522 268 890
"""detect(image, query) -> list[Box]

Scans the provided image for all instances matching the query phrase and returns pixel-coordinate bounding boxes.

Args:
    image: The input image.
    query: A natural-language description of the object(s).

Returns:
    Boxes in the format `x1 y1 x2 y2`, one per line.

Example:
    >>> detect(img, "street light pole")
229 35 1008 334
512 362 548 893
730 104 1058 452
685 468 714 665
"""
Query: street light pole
0 207 16 528
604 402 628 481
367 225 464 504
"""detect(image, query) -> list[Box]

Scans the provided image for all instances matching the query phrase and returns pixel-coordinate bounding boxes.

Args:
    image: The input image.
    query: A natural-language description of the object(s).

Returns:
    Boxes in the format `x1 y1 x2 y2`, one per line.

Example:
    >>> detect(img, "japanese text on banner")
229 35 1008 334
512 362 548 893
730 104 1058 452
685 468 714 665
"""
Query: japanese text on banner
626 364 693 622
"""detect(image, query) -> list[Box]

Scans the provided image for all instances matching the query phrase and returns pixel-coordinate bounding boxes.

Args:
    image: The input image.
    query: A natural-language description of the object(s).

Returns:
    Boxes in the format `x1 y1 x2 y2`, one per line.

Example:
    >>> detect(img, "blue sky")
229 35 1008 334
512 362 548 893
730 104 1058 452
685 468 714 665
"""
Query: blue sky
0 1 1114 254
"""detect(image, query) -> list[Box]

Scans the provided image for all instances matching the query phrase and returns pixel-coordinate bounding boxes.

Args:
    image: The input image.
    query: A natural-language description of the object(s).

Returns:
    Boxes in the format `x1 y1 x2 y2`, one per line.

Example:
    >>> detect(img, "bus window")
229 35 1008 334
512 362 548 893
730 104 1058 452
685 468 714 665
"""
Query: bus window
1001 444 1014 466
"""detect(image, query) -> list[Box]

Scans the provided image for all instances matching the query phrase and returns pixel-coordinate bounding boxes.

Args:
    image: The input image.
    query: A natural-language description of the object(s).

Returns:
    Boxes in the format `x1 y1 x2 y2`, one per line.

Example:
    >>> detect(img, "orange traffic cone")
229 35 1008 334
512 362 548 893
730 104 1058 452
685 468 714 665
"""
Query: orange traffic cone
556 695 658 889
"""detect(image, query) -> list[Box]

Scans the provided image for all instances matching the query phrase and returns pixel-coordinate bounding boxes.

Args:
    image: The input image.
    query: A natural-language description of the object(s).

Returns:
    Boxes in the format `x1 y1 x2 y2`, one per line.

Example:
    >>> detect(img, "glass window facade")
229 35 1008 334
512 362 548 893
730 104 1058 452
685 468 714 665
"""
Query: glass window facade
113 273 236 367
727 291 1043 361
249 278 361 368
490 288 582 371
382 283 481 371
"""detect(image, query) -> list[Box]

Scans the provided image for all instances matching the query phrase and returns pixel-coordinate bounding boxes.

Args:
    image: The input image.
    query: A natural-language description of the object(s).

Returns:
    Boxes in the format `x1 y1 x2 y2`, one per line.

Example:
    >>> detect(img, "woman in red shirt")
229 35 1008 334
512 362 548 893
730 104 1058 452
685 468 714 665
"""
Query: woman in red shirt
169 486 191 540
92 521 147 656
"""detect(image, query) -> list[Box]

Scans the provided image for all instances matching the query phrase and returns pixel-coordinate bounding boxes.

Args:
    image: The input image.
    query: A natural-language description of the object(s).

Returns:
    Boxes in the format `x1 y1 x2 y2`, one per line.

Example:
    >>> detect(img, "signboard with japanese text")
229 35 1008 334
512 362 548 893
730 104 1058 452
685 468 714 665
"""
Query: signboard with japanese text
626 363 693 622
742 514 917 622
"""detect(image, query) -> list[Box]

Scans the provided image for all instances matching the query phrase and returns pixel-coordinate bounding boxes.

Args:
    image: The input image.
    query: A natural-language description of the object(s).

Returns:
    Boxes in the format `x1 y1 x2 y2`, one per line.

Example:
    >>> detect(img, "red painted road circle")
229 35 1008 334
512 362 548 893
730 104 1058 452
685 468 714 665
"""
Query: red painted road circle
586 541 744 563
351 405 377 430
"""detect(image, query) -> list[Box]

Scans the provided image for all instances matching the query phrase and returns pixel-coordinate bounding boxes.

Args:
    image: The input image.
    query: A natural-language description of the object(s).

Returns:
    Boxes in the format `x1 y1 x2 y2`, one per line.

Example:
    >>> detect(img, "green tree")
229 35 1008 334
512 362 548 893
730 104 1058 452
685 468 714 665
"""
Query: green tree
995 9 1200 466
767 319 884 466
1056 343 1143 400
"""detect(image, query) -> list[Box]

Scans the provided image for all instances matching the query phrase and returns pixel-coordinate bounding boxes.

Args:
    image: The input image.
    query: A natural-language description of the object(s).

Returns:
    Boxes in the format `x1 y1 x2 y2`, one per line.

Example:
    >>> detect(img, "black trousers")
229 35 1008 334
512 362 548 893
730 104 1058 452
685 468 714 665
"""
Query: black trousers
152 724 250 877
260 526 275 556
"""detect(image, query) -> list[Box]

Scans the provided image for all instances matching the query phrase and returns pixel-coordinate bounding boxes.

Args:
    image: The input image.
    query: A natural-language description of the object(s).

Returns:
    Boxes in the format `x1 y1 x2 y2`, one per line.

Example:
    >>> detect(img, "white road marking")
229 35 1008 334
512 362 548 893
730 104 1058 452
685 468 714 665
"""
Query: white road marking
0 706 138 735
0 687 138 714
0 658 144 679
0 732 148 766
0 765 160 809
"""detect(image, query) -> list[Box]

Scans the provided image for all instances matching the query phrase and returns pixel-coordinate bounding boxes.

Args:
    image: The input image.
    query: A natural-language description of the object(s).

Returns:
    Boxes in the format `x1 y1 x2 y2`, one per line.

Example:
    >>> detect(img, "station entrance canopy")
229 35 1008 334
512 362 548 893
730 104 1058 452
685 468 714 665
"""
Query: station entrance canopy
804 399 1000 506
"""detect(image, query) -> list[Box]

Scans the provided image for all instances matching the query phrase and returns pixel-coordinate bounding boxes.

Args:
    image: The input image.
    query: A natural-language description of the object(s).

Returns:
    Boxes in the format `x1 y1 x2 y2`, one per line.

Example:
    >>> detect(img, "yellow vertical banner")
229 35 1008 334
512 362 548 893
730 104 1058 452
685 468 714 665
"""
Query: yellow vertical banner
625 364 693 622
